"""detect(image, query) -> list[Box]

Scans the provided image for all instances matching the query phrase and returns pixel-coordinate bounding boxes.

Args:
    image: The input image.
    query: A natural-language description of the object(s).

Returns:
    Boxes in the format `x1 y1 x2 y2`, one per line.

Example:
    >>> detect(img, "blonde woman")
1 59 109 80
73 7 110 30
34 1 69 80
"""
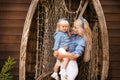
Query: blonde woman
56 17 92 80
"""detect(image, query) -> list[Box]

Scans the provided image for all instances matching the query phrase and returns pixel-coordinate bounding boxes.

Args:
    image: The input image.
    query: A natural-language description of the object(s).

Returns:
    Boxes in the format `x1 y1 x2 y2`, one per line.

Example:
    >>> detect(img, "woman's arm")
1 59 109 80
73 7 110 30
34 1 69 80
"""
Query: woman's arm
57 52 78 60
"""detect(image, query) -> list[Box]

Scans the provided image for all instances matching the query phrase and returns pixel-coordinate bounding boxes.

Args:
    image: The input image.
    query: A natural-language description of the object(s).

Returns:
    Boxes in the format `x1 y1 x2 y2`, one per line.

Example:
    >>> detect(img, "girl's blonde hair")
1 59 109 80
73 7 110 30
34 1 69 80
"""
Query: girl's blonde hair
74 18 92 62
56 18 70 33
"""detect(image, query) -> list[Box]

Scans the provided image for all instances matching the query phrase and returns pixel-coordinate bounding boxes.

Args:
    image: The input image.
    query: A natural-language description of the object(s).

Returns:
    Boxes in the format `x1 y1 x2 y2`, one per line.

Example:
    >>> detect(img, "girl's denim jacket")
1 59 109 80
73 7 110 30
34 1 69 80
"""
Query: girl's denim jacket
52 32 86 57
52 31 70 50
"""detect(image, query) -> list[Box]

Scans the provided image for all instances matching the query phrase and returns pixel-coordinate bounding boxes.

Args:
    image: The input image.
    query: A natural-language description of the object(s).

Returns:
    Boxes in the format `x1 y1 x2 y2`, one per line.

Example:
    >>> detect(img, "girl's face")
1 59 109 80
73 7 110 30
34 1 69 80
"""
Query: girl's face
59 24 69 32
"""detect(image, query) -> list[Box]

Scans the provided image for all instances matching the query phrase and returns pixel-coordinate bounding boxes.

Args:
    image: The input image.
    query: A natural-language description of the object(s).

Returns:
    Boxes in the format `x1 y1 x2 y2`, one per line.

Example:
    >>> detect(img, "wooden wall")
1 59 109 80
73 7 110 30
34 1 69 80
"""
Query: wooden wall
0 0 31 79
0 0 120 80
100 0 120 80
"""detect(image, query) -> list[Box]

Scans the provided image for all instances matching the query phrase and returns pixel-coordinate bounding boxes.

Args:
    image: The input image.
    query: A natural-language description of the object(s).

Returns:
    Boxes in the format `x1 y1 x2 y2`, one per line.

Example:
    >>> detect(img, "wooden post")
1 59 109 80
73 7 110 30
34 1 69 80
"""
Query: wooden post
19 0 39 80
92 0 109 80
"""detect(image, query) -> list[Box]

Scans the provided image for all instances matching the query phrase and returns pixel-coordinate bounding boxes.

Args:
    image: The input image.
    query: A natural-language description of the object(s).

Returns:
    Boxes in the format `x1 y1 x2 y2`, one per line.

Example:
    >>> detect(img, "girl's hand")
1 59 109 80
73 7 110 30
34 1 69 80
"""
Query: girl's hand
53 50 59 58
57 54 62 60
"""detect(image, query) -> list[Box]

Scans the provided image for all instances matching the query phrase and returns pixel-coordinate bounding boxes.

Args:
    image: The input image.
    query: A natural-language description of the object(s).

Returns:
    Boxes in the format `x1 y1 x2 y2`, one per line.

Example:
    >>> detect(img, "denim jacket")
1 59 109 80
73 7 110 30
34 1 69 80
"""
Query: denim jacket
52 31 70 50
68 35 86 57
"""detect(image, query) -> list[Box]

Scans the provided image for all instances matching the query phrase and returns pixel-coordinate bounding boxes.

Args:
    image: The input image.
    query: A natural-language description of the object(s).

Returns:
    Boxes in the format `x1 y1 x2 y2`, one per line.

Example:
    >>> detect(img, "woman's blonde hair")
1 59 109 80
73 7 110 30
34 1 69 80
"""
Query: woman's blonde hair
74 18 92 62
56 18 70 33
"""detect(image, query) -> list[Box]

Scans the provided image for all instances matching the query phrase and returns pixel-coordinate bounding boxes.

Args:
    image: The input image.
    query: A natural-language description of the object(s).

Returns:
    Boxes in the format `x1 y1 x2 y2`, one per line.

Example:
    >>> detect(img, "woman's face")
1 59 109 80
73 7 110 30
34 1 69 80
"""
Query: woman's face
72 21 83 35
72 25 78 35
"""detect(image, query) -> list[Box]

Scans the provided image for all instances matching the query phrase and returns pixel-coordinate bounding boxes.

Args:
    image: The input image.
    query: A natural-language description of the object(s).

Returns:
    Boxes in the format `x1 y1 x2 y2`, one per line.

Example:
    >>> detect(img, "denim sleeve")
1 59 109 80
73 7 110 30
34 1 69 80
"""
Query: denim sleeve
52 33 61 50
71 40 86 57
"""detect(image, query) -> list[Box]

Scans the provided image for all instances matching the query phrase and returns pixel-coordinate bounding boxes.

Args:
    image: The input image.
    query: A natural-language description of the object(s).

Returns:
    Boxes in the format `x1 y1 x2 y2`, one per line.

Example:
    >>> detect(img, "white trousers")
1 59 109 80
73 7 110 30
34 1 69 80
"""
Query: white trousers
60 60 78 80
56 48 68 66
58 48 67 54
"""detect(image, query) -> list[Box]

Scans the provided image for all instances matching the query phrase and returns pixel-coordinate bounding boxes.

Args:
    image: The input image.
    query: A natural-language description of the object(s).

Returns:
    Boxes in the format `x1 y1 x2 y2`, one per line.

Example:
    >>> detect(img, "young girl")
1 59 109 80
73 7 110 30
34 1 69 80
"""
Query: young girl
51 18 71 80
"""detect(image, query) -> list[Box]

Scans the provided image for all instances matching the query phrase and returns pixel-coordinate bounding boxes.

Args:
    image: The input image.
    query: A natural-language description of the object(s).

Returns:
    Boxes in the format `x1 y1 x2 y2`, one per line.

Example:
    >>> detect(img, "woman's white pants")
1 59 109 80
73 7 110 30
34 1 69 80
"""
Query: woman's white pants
60 60 78 80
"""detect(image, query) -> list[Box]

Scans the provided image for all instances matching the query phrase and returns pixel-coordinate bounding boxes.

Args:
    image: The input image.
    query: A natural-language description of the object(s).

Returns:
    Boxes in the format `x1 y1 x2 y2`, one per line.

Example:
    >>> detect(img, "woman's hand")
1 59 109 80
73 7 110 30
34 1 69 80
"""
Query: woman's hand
67 52 78 60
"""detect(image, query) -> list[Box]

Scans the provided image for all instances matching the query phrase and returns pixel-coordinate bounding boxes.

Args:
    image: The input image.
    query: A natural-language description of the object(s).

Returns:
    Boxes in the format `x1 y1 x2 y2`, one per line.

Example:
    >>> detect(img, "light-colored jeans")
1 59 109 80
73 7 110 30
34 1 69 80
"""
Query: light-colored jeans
60 60 78 80
58 48 67 54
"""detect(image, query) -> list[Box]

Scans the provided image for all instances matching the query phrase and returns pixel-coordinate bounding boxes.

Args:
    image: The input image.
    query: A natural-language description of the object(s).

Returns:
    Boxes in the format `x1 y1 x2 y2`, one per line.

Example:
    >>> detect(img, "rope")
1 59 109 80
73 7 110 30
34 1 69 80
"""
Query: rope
78 0 89 18
62 0 82 14
62 0 89 19
35 4 40 79
36 71 53 80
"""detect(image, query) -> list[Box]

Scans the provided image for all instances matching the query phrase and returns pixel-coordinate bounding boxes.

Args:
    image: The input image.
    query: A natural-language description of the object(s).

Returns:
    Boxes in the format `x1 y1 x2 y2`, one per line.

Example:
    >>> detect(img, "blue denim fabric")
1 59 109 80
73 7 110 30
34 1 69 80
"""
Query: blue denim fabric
68 35 86 57
52 31 70 50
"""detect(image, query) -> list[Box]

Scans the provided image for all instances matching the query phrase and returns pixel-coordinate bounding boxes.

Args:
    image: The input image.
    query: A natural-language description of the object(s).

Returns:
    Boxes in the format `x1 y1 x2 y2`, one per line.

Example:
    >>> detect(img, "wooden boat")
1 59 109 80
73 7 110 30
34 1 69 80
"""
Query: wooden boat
19 0 109 80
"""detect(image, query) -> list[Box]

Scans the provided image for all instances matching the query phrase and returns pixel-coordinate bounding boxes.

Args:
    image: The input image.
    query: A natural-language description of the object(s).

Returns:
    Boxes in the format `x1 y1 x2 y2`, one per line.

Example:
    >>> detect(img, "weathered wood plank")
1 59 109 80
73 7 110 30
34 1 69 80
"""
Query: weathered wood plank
110 78 120 80
110 61 120 69
107 21 120 29
110 53 120 61
0 11 27 19
109 69 120 77
0 0 32 80
0 3 29 11
102 6 120 13
0 19 25 28
0 35 21 43
0 20 25 27
0 27 23 35
108 29 120 38
100 0 120 6
0 0 31 3
109 45 120 53
0 51 19 60
109 37 120 45
105 14 120 21
0 44 20 51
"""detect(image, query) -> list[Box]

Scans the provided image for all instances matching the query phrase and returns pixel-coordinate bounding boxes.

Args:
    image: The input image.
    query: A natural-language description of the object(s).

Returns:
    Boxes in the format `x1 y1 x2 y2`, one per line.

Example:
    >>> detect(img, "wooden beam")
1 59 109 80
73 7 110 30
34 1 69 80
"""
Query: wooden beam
19 0 38 80
92 0 109 80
